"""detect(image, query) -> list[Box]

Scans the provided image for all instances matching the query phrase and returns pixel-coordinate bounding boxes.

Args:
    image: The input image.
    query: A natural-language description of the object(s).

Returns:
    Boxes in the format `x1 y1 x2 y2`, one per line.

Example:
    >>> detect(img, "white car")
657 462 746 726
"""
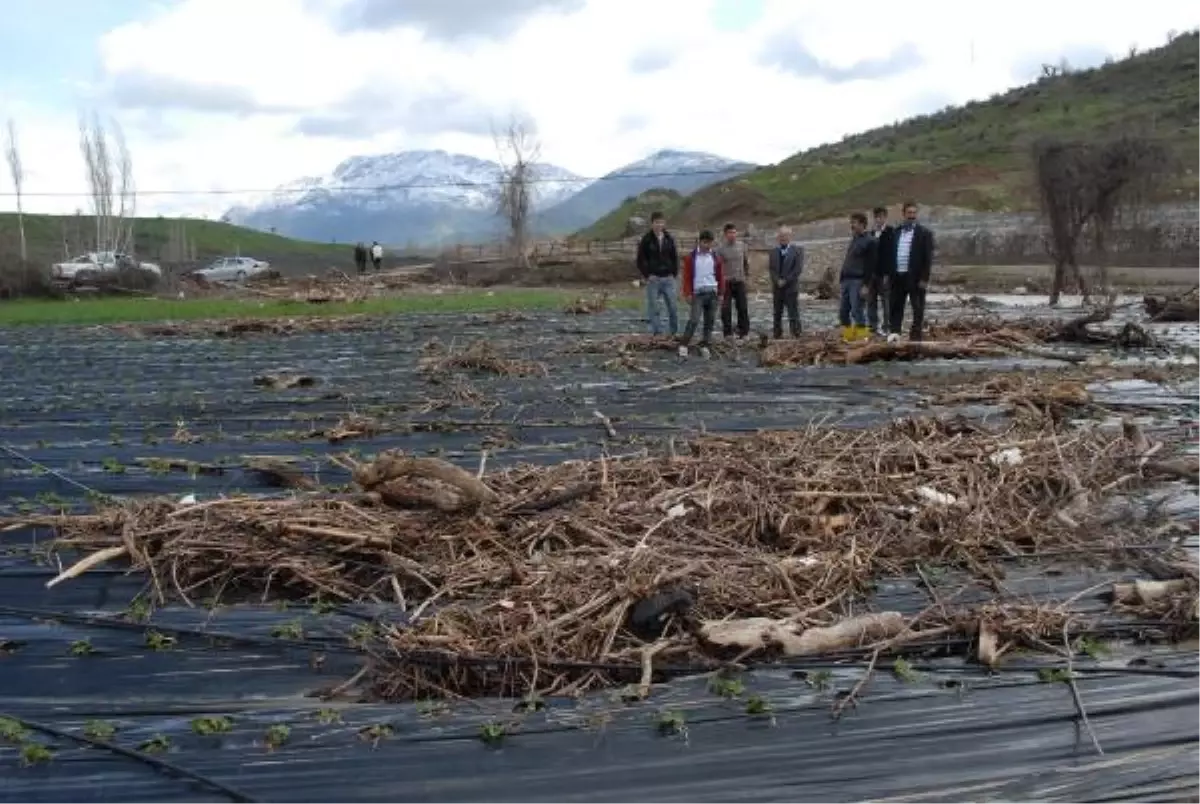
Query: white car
51 252 163 283
191 256 272 283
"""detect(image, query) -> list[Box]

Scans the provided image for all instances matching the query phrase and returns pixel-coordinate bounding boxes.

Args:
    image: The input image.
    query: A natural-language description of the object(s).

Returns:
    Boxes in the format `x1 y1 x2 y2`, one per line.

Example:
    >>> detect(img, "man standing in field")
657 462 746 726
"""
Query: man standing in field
716 223 751 339
867 206 893 335
767 225 803 339
636 211 680 337
353 242 368 275
838 213 875 341
678 230 724 359
370 241 384 271
887 200 935 343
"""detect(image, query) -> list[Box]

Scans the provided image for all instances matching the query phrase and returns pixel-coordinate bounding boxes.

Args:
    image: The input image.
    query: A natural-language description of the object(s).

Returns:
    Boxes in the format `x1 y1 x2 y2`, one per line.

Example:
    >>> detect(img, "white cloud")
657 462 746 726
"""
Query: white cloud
0 0 1194 218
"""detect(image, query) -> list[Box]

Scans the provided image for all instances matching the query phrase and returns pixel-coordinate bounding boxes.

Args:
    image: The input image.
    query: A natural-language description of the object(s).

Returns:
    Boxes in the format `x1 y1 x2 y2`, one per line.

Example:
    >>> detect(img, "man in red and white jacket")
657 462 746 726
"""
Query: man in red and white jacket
677 229 725 359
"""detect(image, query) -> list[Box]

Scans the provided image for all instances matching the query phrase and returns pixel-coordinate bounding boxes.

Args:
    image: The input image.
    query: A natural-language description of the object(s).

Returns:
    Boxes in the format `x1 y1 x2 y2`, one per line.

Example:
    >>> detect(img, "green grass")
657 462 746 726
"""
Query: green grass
0 289 637 326
584 31 1199 233
0 212 349 269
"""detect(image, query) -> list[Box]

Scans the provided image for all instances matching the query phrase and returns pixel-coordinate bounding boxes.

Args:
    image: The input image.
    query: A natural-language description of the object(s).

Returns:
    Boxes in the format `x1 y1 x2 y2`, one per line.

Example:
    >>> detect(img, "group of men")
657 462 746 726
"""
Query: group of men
634 203 935 357
353 241 385 274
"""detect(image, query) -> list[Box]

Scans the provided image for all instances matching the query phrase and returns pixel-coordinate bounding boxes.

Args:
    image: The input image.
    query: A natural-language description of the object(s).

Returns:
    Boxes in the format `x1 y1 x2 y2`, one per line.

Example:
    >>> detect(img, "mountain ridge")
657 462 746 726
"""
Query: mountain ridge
225 148 754 246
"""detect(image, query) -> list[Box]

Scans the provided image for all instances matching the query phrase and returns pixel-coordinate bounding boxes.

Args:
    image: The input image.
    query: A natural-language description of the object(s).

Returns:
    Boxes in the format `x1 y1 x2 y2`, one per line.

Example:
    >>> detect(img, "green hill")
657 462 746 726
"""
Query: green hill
574 188 684 240
0 212 349 272
581 31 1199 239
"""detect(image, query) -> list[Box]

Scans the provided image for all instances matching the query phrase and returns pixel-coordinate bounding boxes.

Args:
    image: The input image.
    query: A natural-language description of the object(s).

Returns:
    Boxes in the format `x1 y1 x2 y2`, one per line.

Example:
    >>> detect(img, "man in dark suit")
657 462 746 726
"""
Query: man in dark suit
767 225 803 338
867 206 894 335
886 200 935 342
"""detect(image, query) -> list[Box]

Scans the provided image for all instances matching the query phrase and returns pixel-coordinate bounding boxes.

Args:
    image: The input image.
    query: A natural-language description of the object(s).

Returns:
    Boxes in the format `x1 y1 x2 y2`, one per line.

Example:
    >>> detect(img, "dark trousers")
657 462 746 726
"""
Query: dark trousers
888 272 927 340
680 290 719 347
772 282 801 338
355 258 367 274
371 257 382 271
721 279 750 337
866 277 889 331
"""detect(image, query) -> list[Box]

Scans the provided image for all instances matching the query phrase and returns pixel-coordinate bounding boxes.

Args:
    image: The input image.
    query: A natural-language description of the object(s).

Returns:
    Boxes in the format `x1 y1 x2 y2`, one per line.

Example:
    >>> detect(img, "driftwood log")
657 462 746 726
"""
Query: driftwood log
1143 293 1200 323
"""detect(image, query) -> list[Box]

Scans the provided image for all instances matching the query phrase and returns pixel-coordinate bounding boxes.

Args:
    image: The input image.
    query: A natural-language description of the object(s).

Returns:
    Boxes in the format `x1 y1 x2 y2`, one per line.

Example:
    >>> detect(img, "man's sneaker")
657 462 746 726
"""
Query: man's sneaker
678 345 688 358
886 333 900 344
700 346 711 359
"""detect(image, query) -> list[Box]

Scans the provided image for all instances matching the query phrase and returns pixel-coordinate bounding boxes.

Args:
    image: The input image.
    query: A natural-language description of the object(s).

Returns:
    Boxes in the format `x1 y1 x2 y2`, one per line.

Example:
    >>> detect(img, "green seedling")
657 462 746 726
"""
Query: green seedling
745 695 773 717
310 599 336 615
144 630 176 651
1075 636 1110 660
273 600 290 612
83 720 117 741
19 743 53 766
478 721 507 745
100 457 126 474
348 623 376 648
69 639 94 656
708 674 745 699
190 716 233 735
892 658 920 683
513 693 545 713
0 716 28 742
1038 667 1075 684
314 708 342 725
358 723 393 747
416 699 450 719
271 620 304 640
799 669 834 690
126 598 152 623
655 710 688 740
138 734 171 754
264 724 290 751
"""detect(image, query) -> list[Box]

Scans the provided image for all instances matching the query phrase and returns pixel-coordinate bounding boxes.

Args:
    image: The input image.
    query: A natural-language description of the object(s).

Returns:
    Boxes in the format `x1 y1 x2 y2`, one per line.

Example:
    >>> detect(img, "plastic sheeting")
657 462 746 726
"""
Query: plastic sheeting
1 307 1197 801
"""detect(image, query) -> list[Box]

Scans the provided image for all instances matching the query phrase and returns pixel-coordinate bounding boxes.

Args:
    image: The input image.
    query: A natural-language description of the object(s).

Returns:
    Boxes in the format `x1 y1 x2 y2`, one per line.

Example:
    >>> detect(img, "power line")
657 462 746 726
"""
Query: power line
0 166 746 199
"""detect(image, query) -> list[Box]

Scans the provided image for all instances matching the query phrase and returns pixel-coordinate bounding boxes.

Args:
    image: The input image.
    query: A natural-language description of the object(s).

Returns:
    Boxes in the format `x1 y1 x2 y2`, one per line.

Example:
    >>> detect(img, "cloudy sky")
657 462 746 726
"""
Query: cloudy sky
0 0 1194 217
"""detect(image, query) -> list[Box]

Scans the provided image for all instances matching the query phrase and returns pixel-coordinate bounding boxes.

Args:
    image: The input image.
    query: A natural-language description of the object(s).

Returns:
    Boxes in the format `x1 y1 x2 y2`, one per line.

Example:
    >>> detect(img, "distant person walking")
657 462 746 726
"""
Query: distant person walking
887 200 936 343
868 206 894 335
370 241 384 271
838 212 875 342
636 211 680 337
678 229 725 359
767 225 803 339
353 242 368 275
716 223 751 339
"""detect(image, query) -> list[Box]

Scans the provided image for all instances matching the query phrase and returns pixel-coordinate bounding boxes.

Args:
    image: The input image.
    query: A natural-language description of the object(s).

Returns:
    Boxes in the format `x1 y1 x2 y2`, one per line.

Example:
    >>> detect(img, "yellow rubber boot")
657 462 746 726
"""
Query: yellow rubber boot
853 325 870 341
840 325 854 342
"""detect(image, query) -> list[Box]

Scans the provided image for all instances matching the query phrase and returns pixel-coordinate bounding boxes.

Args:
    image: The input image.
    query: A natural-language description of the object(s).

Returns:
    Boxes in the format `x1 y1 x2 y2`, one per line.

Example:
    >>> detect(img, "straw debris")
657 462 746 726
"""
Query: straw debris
12 415 1196 701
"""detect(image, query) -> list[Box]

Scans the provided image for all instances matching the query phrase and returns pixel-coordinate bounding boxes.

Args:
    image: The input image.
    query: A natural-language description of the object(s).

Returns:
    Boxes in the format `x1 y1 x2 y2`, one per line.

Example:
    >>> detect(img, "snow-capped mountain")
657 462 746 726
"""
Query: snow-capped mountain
224 150 592 246
536 149 756 234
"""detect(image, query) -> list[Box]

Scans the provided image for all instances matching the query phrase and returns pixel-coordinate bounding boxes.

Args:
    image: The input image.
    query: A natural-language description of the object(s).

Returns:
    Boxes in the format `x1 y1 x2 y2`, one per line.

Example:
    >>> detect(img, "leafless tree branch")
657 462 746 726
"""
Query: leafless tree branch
492 116 541 270
1032 135 1170 306
4 119 27 262
79 112 137 258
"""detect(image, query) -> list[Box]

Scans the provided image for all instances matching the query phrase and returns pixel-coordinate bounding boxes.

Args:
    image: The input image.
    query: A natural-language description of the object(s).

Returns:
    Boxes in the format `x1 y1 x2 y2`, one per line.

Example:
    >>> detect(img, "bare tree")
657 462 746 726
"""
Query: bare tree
1032 135 1170 306
492 117 541 270
78 113 137 258
4 119 27 262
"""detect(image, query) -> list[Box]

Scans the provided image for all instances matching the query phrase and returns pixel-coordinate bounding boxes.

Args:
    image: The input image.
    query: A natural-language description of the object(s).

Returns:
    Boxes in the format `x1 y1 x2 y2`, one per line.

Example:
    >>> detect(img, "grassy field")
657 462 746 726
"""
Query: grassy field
582 32 1199 238
0 288 637 326
0 212 351 272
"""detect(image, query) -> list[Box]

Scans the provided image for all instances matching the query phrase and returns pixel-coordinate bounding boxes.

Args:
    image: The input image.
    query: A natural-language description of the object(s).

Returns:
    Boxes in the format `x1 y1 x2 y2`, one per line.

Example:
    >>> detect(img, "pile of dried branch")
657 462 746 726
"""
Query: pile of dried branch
563 292 611 315
418 340 548 378
107 316 375 339
1144 288 1199 323
21 416 1196 701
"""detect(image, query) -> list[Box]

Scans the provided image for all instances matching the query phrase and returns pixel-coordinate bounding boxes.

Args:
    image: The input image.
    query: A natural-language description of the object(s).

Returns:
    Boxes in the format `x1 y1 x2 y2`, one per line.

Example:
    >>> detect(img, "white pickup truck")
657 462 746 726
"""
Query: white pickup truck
51 252 163 285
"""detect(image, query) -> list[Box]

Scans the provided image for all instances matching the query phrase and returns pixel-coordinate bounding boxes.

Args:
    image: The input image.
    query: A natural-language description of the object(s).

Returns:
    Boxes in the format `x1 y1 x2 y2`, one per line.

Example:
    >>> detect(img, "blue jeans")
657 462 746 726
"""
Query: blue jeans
839 278 866 327
644 275 679 336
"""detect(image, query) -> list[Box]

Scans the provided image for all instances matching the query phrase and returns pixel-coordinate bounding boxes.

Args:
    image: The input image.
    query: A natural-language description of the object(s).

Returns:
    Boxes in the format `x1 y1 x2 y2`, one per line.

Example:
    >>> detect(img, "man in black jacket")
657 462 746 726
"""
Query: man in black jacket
867 206 893 335
886 200 935 342
636 211 680 336
838 212 874 342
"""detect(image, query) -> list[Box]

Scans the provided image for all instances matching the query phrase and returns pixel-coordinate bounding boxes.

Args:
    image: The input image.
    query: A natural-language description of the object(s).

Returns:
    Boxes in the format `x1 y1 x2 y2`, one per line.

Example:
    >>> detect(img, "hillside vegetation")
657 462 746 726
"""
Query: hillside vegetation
0 212 349 271
581 31 1199 238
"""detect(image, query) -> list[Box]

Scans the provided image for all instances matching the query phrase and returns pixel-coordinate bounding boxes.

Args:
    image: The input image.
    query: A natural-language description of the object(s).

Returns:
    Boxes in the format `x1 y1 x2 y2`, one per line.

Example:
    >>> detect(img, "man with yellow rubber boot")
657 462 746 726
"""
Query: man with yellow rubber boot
838 212 876 342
